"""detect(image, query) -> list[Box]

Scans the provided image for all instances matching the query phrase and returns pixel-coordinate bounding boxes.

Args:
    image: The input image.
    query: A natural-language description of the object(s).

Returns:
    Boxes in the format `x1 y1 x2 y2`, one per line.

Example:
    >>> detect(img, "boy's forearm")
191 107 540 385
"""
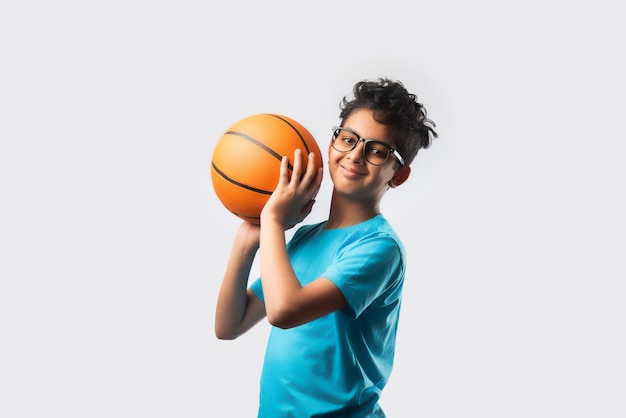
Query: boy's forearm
214 238 258 338
259 219 301 324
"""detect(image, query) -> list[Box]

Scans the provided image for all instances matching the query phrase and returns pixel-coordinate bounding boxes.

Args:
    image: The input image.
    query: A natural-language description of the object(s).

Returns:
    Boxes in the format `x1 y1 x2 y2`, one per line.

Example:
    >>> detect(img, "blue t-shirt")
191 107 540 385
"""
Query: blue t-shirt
250 214 405 417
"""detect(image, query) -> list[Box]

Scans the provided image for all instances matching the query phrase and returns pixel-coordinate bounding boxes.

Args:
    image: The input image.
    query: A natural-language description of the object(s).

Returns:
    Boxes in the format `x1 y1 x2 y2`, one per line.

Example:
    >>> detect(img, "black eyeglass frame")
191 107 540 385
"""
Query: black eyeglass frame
331 126 405 166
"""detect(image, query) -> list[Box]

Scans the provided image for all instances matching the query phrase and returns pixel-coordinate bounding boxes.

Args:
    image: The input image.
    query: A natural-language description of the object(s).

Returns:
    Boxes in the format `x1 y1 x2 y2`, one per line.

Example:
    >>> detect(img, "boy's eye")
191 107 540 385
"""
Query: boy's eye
367 142 388 155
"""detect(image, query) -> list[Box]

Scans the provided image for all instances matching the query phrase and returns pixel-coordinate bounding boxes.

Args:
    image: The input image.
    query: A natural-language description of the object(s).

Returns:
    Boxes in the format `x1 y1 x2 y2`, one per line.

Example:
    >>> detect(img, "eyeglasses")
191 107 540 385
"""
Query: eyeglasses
331 126 405 166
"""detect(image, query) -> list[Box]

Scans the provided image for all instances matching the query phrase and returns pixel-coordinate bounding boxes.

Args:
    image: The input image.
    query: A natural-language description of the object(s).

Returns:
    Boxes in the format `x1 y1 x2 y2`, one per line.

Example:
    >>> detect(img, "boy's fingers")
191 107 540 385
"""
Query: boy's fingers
290 149 302 182
278 155 290 185
300 152 319 186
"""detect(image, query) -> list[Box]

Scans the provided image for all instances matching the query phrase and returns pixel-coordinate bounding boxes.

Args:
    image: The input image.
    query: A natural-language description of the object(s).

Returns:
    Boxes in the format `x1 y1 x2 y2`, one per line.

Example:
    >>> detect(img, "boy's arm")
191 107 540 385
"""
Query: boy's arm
214 222 266 340
260 150 346 329
260 217 347 329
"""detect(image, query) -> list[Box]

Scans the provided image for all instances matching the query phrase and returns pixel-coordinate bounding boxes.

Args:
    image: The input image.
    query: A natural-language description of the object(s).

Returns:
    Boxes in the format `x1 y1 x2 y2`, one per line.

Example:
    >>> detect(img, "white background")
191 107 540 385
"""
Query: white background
1 1 624 417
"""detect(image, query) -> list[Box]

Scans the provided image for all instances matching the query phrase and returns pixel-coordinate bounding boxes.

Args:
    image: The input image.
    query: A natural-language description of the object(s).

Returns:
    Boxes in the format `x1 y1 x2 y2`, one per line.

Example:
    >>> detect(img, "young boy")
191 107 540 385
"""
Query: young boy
215 78 438 417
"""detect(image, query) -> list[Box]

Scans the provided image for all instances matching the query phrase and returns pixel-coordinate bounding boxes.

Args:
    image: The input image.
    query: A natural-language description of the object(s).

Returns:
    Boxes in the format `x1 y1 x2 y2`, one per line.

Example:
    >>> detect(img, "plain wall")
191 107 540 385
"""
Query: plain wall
1 1 624 416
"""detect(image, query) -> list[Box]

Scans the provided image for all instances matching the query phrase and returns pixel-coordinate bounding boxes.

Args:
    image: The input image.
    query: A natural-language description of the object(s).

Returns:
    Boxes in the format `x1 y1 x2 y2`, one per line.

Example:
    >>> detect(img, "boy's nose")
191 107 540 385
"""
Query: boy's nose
347 141 365 164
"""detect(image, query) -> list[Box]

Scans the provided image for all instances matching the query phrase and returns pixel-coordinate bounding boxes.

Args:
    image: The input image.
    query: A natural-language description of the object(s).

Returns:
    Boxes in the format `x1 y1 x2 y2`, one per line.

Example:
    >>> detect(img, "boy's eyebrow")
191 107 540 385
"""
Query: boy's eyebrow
339 126 385 144
340 126 398 150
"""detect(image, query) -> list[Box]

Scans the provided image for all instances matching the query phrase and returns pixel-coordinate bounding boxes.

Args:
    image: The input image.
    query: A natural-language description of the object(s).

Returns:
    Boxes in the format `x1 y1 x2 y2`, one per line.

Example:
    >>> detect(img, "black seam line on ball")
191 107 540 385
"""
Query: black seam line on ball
224 130 294 171
265 114 312 155
212 162 272 195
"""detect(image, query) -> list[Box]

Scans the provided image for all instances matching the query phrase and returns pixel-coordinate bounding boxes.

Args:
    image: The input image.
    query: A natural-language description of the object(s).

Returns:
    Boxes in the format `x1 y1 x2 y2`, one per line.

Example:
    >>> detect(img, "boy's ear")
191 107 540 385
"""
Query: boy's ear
389 166 411 188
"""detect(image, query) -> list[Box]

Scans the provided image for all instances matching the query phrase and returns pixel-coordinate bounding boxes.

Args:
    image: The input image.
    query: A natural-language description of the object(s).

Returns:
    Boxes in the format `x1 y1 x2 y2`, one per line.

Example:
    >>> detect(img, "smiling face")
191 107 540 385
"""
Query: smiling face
328 108 410 206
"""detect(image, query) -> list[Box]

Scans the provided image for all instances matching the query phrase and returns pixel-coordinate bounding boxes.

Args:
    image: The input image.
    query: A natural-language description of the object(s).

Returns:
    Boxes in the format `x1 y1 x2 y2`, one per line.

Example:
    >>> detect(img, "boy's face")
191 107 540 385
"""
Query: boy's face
328 109 408 203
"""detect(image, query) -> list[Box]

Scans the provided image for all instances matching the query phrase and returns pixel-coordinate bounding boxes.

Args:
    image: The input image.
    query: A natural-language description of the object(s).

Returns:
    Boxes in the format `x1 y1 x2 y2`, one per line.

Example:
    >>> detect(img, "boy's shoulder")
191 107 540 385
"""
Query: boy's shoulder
297 215 400 243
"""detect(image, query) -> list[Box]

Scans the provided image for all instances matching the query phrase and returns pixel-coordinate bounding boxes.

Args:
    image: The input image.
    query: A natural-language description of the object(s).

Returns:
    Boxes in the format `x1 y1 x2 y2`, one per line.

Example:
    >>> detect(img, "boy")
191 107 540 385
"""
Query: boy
215 78 438 417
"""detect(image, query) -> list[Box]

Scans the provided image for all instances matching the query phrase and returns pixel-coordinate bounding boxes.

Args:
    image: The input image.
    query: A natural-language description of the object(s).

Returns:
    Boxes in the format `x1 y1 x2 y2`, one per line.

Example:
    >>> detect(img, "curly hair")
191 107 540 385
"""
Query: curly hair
339 78 438 166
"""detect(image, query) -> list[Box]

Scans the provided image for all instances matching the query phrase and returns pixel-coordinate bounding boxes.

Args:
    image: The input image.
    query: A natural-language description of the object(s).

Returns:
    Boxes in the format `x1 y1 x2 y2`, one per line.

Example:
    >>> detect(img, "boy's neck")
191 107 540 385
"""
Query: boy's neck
325 192 380 229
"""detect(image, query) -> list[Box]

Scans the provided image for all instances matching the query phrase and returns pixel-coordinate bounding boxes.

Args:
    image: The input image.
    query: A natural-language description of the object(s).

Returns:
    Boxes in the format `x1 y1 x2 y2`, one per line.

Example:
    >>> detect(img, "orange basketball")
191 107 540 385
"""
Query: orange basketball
211 113 323 224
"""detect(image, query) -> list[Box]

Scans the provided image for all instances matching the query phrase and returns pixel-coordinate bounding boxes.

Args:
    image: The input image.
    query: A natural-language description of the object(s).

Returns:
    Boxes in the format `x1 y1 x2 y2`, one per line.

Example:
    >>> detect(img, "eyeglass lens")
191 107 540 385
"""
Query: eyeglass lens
333 128 390 165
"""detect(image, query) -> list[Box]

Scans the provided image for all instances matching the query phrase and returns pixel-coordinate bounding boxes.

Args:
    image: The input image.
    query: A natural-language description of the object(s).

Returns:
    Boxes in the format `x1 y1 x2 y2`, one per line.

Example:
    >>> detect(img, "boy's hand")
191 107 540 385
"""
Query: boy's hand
235 220 261 249
261 149 323 230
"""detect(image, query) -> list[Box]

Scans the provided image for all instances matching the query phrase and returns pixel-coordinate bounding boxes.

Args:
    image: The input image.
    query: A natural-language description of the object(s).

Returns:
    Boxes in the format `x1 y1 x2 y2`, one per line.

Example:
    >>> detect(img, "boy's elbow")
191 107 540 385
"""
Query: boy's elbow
266 315 288 329
215 331 234 340
214 325 240 341
266 304 298 329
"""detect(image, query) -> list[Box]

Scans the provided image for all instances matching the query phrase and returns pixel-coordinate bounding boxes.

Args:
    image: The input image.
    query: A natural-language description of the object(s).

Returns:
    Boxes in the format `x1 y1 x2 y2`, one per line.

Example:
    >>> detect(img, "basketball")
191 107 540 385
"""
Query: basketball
211 113 323 224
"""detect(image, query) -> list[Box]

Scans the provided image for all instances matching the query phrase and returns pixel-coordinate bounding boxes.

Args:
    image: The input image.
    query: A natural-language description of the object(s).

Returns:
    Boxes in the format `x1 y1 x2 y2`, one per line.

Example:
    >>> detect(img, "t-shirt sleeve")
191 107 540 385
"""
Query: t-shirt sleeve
322 234 404 318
